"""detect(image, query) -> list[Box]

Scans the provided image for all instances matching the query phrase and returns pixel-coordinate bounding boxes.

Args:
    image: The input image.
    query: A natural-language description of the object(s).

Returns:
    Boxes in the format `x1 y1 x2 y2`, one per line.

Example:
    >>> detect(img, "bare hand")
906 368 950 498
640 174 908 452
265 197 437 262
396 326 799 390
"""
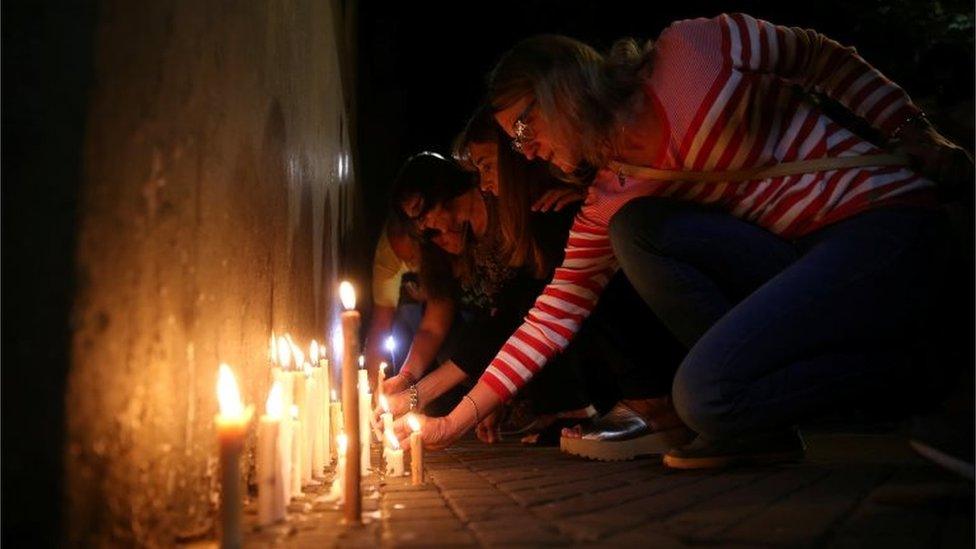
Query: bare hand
383 373 413 396
475 408 503 444
372 389 410 429
394 414 463 451
531 187 586 212
895 120 974 192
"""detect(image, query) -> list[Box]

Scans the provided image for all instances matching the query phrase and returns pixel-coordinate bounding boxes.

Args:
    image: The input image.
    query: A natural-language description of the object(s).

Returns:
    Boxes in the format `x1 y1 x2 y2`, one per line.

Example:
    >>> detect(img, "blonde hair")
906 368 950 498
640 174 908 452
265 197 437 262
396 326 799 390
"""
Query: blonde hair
488 35 654 174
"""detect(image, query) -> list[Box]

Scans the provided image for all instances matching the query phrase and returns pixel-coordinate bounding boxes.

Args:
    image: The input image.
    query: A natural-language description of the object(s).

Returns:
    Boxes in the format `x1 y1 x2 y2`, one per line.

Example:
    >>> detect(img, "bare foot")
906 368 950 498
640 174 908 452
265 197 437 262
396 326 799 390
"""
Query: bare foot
621 397 685 430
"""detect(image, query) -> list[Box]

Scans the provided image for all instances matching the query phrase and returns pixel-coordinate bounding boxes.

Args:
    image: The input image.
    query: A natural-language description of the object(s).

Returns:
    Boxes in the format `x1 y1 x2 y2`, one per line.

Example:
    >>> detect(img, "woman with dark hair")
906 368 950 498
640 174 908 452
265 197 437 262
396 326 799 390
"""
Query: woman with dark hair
379 151 599 444
395 13 971 469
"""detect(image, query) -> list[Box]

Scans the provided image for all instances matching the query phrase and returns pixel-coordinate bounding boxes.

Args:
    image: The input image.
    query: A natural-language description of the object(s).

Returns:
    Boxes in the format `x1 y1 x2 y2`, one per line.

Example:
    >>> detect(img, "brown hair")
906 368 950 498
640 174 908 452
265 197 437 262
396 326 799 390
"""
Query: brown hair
452 105 558 279
487 35 653 173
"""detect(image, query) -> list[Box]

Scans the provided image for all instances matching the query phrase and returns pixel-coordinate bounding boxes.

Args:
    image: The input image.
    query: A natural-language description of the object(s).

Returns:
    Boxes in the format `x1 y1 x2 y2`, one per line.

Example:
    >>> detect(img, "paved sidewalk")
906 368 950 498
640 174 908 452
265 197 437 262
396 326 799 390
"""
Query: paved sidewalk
241 431 973 547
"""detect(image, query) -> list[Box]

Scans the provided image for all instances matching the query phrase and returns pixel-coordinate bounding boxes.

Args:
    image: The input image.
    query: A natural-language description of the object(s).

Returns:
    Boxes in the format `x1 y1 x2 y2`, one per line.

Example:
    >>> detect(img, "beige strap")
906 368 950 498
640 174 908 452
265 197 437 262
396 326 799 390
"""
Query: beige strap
608 154 911 184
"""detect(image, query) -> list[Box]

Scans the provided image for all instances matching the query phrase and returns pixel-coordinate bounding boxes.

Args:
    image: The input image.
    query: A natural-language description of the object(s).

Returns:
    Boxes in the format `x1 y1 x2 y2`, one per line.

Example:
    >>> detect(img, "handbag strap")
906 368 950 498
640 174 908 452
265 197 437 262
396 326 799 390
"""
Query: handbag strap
607 154 911 184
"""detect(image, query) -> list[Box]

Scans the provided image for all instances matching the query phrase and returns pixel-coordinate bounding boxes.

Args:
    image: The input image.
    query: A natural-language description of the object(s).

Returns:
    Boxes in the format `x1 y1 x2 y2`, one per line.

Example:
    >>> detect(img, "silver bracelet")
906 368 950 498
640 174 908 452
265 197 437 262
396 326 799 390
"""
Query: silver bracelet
463 394 480 424
408 384 420 411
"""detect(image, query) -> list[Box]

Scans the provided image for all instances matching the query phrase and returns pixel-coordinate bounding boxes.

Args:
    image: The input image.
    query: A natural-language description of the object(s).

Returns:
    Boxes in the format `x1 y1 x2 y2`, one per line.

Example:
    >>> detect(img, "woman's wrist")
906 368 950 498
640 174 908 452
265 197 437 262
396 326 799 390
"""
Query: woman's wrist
399 368 417 386
889 110 930 142
447 397 479 434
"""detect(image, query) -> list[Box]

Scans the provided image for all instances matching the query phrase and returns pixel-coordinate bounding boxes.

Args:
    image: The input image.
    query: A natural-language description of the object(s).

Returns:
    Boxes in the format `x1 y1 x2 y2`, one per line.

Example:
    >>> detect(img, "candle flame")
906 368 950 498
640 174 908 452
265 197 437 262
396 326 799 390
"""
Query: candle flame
331 389 338 402
407 413 421 433
384 335 396 352
290 340 305 371
290 404 299 420
385 430 400 450
379 394 390 413
339 281 356 310
337 433 348 454
266 381 284 418
310 340 320 363
358 355 365 368
276 336 292 370
217 363 244 417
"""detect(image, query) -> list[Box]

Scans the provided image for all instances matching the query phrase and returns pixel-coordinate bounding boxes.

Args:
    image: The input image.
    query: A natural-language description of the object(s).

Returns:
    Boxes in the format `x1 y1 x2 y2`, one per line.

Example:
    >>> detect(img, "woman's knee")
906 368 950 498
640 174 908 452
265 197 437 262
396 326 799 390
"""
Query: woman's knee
671 355 737 438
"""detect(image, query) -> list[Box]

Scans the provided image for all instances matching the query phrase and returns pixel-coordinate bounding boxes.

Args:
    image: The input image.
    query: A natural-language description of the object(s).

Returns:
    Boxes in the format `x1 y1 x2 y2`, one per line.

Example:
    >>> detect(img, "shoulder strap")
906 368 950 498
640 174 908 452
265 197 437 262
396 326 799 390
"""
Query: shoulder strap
608 154 911 183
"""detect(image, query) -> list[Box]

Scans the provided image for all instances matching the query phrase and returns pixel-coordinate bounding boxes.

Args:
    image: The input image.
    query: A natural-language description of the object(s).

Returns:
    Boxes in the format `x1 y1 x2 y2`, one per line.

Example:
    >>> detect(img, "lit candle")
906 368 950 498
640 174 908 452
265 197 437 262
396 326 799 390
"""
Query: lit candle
330 433 348 502
384 430 404 477
384 335 396 367
312 339 332 469
378 394 394 441
358 357 372 473
408 413 423 485
215 364 253 549
377 361 388 395
257 382 285 526
304 360 320 479
329 389 342 461
289 404 302 497
360 389 372 475
273 336 294 502
339 281 361 523
288 339 314 484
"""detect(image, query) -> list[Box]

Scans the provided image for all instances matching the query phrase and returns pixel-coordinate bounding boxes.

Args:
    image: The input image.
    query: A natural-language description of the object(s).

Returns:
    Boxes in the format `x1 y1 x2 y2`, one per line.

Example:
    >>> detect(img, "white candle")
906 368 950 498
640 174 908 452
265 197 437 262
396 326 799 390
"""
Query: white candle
408 414 423 485
358 366 370 437
329 390 342 461
339 281 362 524
384 430 404 476
257 382 285 526
377 361 388 397
289 405 302 497
378 394 394 443
305 362 322 480
215 364 253 548
310 341 326 475
272 337 294 502
291 365 311 485
330 433 348 502
360 389 372 474
315 342 332 468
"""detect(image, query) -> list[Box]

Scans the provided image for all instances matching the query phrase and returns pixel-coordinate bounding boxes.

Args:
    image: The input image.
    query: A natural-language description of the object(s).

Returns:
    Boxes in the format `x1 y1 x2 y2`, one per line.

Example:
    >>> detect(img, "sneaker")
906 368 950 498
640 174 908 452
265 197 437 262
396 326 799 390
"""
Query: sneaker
560 403 694 461
663 428 806 470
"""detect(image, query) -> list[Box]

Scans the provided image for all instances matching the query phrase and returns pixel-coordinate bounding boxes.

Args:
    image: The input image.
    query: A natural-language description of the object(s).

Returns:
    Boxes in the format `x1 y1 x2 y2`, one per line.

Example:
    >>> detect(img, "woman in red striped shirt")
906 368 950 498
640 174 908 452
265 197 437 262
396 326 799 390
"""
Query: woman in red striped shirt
394 13 970 468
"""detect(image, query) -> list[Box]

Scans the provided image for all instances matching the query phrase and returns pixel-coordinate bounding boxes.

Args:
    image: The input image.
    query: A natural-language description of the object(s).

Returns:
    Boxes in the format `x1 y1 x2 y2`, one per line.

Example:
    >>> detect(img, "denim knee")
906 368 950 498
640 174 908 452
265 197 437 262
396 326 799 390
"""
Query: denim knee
671 356 736 439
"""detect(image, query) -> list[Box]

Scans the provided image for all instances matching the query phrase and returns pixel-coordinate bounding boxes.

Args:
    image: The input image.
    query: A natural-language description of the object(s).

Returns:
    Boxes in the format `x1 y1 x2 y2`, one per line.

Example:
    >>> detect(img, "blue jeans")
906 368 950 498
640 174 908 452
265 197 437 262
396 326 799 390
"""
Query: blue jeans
609 197 952 439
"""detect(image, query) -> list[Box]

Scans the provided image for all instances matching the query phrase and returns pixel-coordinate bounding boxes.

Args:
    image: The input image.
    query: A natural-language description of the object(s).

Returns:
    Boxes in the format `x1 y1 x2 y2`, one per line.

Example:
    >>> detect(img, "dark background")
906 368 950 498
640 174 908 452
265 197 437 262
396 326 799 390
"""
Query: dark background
2 0 973 545
353 0 975 248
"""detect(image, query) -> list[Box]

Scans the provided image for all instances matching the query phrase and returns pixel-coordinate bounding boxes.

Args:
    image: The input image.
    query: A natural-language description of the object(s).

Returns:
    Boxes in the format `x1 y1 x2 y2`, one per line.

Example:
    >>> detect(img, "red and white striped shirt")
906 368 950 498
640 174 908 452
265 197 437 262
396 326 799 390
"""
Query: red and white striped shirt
480 13 936 399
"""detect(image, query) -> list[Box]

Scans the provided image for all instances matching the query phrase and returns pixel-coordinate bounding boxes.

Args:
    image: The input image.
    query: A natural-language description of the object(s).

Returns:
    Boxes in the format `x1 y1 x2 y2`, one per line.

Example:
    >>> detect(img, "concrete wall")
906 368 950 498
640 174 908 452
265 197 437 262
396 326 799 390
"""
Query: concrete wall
65 1 357 545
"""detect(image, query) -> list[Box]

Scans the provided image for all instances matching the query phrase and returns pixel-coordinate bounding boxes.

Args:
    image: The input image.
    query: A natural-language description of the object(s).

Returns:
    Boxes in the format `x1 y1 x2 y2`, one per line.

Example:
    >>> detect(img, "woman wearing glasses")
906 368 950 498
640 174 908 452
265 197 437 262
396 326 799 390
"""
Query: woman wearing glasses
396 13 970 468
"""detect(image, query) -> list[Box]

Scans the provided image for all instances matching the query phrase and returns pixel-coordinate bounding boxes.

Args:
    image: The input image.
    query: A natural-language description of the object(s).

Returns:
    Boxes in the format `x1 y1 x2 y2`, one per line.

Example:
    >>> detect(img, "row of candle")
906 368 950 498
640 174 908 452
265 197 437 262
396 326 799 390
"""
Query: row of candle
213 281 423 548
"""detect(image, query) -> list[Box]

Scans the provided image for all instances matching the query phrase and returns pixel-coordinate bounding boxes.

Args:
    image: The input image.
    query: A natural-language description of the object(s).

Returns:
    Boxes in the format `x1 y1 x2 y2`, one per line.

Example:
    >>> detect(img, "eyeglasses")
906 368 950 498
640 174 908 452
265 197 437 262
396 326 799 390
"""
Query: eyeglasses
511 99 537 154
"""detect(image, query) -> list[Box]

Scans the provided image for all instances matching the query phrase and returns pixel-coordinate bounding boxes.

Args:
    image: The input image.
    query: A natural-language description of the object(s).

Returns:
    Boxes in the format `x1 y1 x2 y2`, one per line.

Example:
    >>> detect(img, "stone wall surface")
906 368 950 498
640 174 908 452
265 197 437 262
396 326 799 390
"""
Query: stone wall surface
65 1 356 545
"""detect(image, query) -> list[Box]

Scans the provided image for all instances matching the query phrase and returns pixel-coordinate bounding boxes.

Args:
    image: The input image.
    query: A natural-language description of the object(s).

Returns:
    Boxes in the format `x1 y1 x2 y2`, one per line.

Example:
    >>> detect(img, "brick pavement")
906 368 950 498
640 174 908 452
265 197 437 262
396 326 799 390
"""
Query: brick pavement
237 431 973 548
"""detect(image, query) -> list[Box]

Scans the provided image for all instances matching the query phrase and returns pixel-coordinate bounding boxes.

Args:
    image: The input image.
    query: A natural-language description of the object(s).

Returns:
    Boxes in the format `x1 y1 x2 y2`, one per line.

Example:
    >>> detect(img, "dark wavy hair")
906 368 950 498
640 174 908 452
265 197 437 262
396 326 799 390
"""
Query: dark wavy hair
389 152 474 300
390 151 475 236
487 34 654 173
